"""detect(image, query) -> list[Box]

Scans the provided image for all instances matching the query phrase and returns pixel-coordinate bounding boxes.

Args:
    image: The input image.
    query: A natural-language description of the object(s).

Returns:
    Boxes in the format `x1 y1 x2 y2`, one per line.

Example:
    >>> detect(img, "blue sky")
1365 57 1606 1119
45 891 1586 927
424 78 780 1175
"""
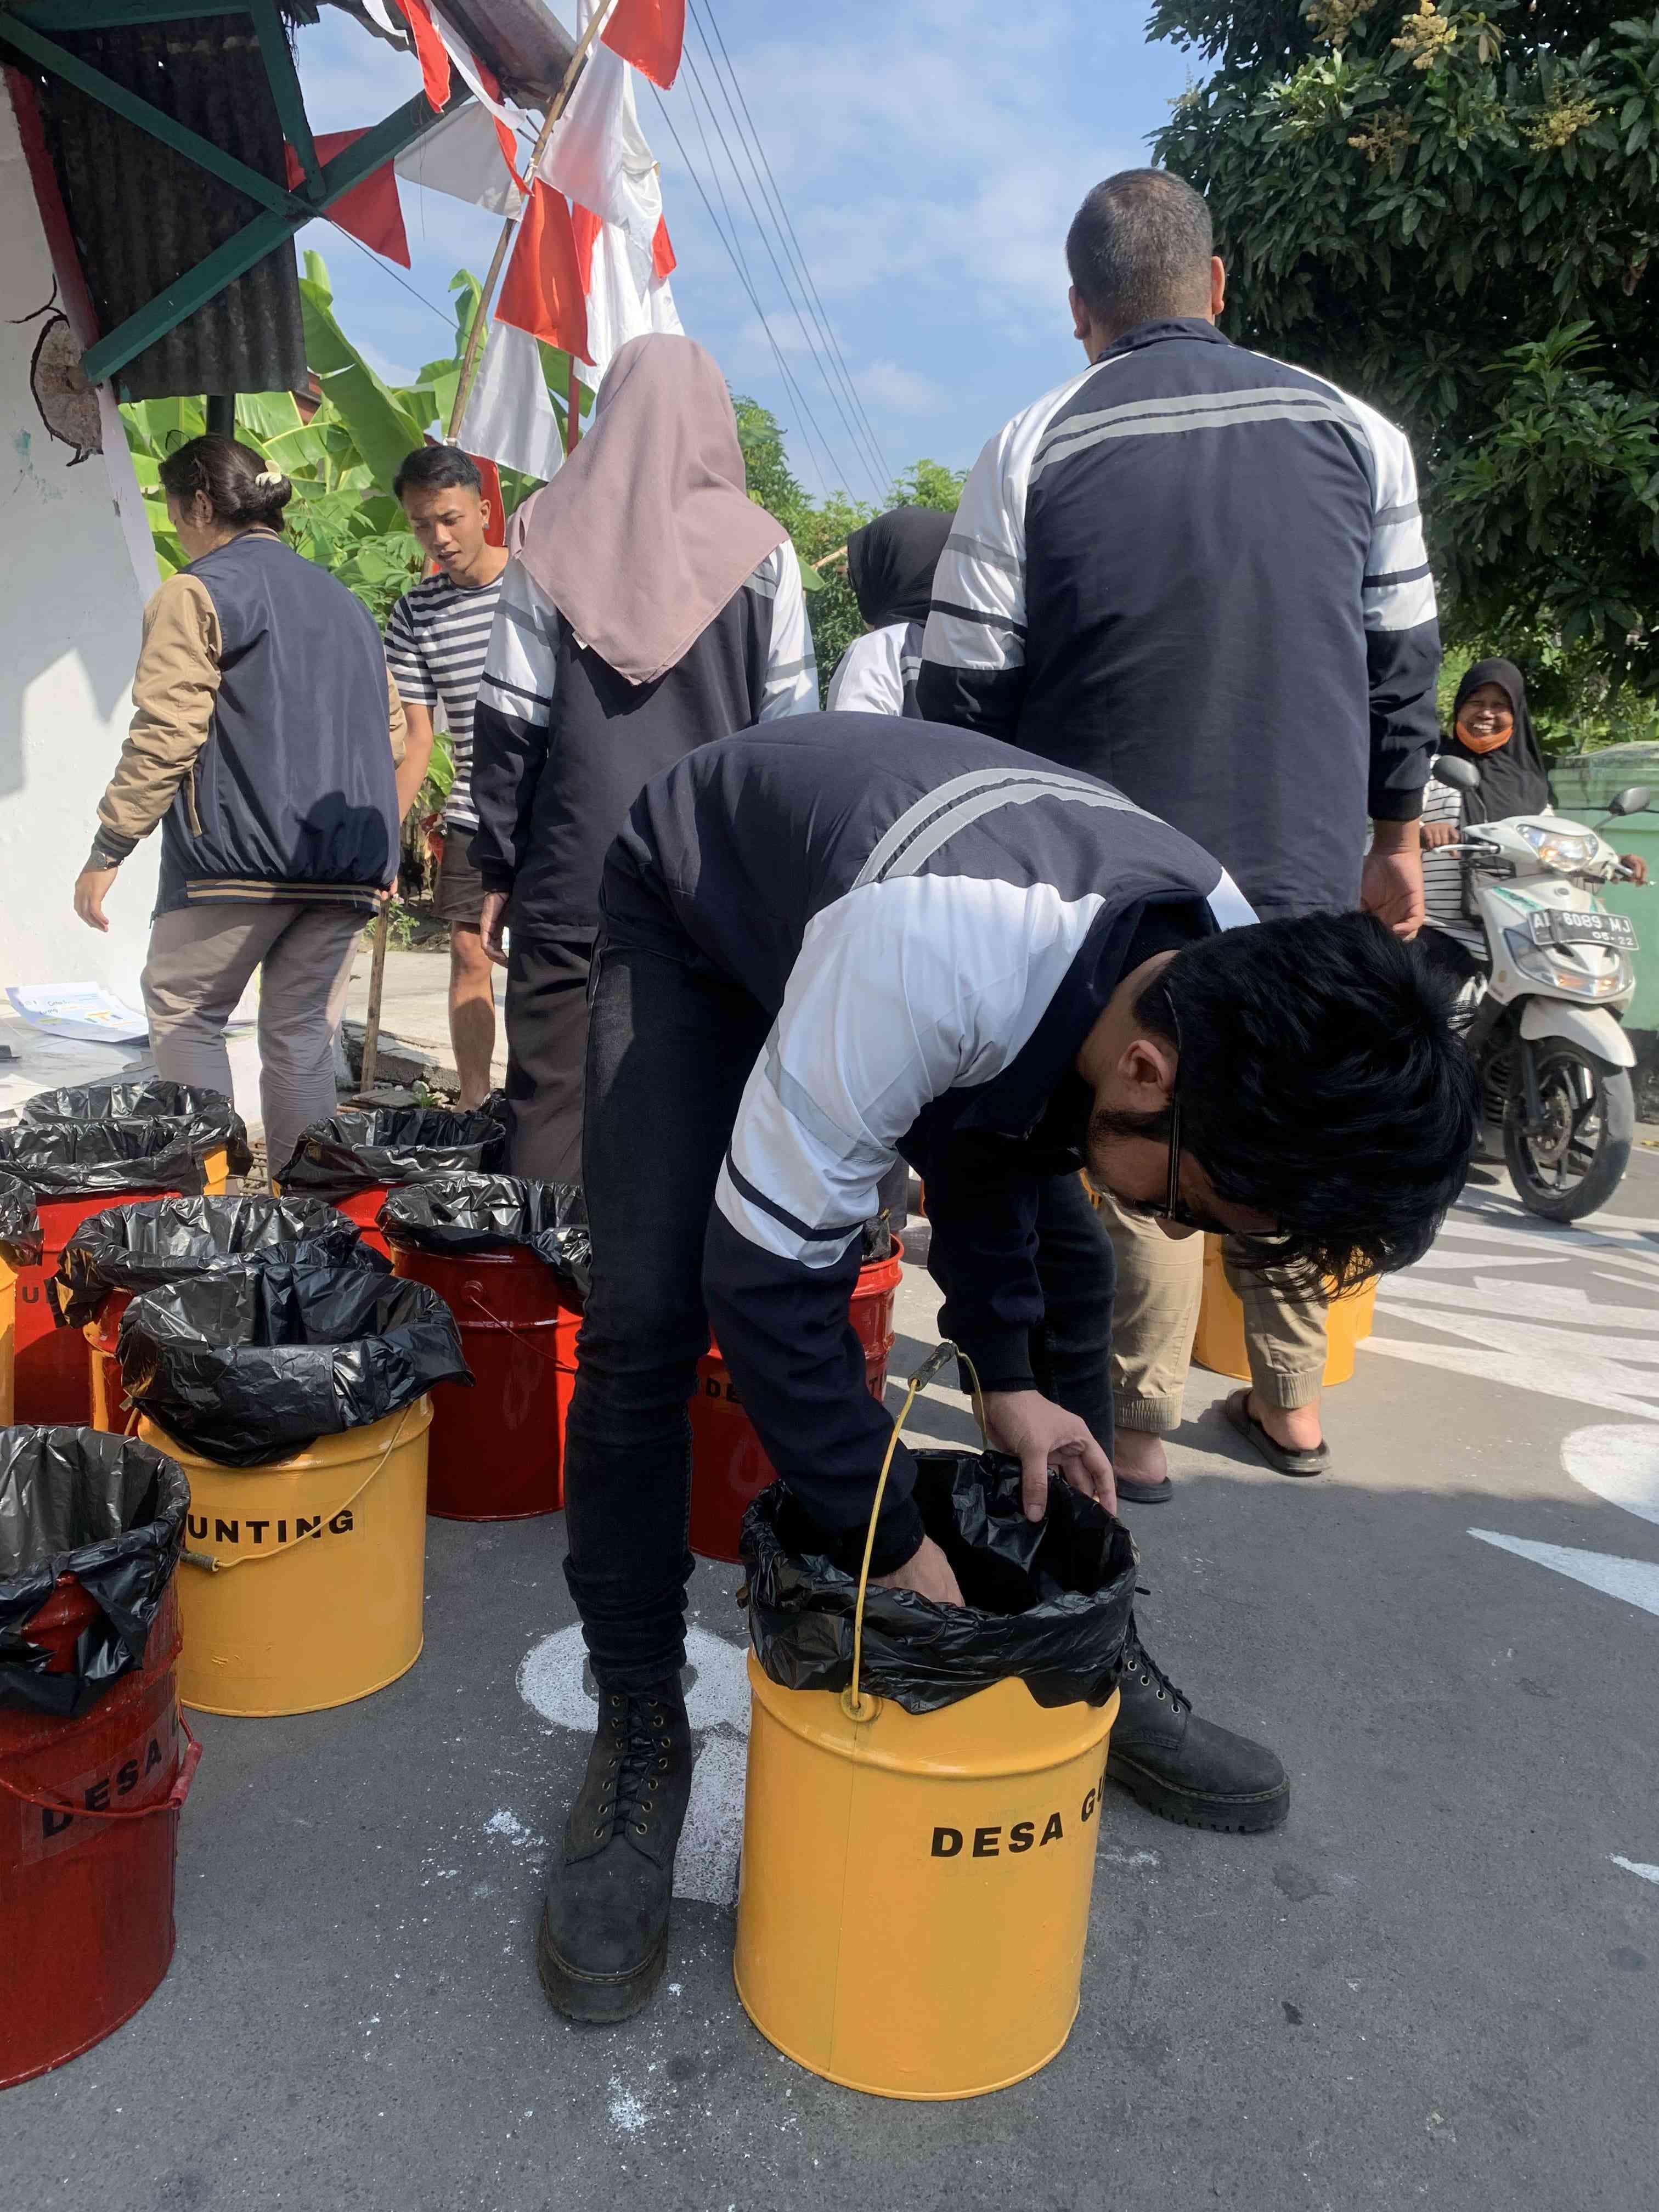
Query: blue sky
293 3 1193 500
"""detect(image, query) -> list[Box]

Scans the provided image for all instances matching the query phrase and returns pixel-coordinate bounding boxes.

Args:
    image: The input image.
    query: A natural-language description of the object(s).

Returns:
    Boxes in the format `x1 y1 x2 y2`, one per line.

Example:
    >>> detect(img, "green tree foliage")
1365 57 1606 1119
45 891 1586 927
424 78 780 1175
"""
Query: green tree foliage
1149 0 1659 742
733 397 967 695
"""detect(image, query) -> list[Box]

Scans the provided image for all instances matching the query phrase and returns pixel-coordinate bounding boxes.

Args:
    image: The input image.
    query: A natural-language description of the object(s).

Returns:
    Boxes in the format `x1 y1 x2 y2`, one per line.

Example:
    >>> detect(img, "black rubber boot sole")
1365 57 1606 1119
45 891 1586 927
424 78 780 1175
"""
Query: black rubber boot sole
1107 1751 1289 1835
536 1904 668 2024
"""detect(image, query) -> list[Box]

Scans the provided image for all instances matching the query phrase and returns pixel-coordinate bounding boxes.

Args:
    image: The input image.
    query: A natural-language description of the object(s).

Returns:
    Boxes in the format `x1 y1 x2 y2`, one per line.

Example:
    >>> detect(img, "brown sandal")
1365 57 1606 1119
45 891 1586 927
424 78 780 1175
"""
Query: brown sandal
1223 1389 1330 1478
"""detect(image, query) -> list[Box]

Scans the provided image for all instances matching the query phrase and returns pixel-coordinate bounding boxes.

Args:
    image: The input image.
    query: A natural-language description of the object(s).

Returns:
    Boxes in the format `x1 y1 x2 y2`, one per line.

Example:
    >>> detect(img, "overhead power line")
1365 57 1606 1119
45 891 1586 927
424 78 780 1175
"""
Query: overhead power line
690 0 891 493
684 0 889 497
650 84 849 498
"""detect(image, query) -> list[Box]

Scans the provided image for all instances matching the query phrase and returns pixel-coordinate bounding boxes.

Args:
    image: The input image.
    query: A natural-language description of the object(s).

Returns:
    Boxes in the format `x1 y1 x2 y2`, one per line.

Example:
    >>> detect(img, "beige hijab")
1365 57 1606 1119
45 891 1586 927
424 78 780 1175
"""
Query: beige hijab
515 334 787 686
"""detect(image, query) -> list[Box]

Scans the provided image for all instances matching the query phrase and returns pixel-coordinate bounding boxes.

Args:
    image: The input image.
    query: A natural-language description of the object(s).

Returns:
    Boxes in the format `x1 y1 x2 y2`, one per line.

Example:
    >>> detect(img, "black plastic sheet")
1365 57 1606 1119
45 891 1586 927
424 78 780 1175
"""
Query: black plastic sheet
118 1263 473 1466
379 1175 590 1301
50 1193 388 1330
0 1429 189 1717
743 1450 1138 1716
0 1170 42 1268
276 1101 508 1199
18 1080 252 1178
0 1116 225 1199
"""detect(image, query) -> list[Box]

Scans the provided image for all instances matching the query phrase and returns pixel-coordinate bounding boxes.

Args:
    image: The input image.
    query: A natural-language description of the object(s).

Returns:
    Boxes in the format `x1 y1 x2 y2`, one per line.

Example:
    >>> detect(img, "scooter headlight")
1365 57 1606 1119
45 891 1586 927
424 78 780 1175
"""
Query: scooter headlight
1517 823 1598 871
1502 927 1632 998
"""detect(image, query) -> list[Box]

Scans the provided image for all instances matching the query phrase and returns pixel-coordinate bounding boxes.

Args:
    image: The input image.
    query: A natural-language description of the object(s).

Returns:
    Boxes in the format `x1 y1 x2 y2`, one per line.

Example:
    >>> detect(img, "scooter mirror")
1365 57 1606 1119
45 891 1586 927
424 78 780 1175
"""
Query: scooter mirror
1605 785 1652 819
1434 755 1481 793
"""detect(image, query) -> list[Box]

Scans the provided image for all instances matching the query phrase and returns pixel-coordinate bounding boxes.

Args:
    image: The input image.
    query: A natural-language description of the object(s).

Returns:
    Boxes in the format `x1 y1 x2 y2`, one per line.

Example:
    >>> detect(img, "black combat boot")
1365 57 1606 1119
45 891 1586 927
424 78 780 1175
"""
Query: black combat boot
1106 1617 1289 1833
537 1676 693 2023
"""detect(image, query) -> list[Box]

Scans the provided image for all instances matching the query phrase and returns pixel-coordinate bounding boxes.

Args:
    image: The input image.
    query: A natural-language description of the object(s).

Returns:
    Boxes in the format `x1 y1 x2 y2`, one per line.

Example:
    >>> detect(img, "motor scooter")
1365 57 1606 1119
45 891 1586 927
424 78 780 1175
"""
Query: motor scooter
1432 754 1650 1221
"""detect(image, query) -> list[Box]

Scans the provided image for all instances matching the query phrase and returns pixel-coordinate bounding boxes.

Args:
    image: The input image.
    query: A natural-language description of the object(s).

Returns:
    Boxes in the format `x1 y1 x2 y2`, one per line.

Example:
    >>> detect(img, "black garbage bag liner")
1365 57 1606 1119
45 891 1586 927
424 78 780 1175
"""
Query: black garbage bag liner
742 1449 1138 1716
117 1262 473 1466
19 1080 252 1178
0 1169 42 1268
0 1115 227 1199
379 1175 590 1301
0 1428 189 1717
50 1193 389 1330
276 1100 508 1199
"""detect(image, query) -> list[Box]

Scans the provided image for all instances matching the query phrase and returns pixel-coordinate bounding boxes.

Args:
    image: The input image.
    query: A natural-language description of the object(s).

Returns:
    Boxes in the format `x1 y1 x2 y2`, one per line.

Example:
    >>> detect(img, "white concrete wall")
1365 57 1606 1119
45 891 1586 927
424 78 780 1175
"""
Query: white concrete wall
0 74 160 1005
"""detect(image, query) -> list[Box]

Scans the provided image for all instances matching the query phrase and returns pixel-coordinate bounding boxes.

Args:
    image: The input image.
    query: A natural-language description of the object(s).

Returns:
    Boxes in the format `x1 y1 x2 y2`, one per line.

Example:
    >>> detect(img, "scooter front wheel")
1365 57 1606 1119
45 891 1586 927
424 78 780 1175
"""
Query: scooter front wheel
1503 1042 1634 1222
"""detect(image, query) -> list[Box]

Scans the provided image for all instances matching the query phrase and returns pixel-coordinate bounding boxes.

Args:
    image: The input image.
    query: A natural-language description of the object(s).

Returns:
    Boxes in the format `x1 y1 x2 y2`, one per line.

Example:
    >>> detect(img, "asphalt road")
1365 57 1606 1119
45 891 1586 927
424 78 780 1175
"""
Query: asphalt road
8 1149 1659 2211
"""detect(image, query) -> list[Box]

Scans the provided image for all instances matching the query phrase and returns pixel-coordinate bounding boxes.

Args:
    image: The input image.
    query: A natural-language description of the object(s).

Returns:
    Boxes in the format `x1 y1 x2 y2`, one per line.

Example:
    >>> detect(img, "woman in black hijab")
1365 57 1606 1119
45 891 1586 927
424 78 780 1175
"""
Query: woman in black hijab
825 506 954 717
1421 658 1646 960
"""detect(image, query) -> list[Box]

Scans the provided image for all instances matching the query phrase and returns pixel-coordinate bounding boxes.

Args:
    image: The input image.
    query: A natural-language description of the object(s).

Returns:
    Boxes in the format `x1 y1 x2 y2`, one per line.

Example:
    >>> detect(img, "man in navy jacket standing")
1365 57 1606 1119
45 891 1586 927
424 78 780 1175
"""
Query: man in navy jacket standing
537 715 1474 2024
919 168 1441 1502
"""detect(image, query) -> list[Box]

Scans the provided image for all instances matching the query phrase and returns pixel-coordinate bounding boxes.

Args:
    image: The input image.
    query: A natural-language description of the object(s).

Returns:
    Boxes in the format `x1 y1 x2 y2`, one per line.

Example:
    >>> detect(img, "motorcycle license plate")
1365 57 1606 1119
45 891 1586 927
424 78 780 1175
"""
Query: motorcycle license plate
1525 910 1638 951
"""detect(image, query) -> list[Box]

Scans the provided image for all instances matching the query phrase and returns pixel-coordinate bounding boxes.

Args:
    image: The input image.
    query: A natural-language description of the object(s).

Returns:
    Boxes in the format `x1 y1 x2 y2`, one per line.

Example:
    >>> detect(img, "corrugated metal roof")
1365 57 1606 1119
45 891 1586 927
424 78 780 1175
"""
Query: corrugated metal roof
29 19 309 400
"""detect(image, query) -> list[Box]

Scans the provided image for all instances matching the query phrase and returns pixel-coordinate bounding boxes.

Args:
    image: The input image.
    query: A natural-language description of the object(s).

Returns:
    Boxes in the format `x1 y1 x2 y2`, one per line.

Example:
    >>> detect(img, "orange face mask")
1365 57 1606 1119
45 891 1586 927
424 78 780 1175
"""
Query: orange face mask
1455 707 1514 755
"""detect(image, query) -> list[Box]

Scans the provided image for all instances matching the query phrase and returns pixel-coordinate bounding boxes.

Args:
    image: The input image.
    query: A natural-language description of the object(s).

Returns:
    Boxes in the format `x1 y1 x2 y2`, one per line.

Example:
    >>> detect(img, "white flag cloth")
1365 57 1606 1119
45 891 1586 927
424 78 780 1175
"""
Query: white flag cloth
456 322 565 481
576 217 682 392
396 100 523 216
538 0 654 233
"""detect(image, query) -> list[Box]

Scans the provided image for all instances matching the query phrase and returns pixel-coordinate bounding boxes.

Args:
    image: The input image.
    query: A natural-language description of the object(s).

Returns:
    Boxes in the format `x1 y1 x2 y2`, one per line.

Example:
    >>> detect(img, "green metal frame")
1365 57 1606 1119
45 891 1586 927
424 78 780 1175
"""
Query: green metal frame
0 0 468 387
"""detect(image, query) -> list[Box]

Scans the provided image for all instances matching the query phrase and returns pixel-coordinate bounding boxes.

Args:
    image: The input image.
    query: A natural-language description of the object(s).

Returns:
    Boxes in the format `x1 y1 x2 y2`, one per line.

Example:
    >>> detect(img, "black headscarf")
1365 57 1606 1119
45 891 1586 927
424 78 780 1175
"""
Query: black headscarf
1442 658 1551 822
845 506 954 628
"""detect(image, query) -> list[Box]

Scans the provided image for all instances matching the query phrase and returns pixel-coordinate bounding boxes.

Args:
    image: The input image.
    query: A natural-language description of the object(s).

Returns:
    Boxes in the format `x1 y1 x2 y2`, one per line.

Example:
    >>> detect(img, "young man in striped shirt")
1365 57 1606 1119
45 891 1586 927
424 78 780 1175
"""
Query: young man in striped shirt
386 446 510 1107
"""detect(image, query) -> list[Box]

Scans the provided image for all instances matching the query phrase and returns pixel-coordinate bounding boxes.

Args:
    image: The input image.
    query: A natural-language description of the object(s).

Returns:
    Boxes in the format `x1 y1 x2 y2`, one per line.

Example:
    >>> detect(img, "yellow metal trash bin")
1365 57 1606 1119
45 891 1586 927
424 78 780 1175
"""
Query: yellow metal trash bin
145 1397 432 1717
0 1255 15 1426
1190 1234 1376 1388
735 1658 1118 2098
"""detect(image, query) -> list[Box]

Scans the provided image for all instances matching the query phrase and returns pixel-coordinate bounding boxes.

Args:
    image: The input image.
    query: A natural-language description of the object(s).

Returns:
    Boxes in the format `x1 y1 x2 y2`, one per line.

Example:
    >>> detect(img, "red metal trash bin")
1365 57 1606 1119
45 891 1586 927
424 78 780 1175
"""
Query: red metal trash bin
690 1242 904 1564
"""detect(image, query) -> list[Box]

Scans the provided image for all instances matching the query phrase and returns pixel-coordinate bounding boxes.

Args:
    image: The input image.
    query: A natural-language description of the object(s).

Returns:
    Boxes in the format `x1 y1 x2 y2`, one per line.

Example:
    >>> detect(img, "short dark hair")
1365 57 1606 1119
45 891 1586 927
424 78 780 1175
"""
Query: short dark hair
158 435 291 532
1093 912 1478 1290
1065 169 1215 336
393 444 483 502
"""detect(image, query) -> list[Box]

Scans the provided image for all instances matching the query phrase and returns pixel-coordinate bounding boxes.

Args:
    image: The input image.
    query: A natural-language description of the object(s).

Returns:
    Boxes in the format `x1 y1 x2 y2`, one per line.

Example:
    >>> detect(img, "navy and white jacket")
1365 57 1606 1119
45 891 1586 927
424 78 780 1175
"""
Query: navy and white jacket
917 320 1441 919
610 713 1254 1566
826 619 926 718
471 543 816 938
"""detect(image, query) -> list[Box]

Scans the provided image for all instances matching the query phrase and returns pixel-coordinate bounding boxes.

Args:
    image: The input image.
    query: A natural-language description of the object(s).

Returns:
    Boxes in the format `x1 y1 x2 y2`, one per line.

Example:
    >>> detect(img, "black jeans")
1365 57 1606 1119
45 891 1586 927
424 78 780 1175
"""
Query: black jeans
504 930 597 1184
1030 1173 1116 1464
562 923 772 1689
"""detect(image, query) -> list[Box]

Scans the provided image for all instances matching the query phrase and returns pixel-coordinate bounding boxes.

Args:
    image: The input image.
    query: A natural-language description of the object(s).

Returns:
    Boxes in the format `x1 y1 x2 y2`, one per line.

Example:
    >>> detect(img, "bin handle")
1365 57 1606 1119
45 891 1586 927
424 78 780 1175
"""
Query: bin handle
0 1695 201 1824
844 1341 985 1723
179 1401 420 1574
455 1286 575 1367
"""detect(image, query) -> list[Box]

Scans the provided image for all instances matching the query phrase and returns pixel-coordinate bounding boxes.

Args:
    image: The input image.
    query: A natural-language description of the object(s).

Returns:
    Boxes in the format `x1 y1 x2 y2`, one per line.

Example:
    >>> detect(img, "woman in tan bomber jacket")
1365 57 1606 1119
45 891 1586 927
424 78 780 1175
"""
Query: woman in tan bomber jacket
72 435 408 1176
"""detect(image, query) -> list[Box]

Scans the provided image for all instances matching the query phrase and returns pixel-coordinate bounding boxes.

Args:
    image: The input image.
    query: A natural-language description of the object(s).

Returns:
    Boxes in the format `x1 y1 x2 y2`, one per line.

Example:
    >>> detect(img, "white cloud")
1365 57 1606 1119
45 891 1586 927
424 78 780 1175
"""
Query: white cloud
858 358 949 413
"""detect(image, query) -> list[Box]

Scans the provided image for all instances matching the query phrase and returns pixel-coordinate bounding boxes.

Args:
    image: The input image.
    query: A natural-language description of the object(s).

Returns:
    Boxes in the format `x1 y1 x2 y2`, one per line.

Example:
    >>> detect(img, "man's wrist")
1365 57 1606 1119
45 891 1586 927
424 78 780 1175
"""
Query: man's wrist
84 840 127 872
1368 817 1421 855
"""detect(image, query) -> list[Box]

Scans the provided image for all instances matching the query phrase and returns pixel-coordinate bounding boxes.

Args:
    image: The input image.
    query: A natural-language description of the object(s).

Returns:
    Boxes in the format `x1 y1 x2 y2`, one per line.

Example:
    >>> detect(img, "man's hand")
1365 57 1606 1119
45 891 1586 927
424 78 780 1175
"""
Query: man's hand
479 888 510 968
73 864 118 933
1360 836 1425 940
981 1388 1116 1521
1421 820 1461 850
870 1533 964 1607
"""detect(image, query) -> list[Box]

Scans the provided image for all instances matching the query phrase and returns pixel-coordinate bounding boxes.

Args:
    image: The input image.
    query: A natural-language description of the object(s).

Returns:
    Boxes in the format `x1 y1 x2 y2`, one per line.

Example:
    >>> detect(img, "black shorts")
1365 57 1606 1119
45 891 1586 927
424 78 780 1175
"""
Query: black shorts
433 832 484 928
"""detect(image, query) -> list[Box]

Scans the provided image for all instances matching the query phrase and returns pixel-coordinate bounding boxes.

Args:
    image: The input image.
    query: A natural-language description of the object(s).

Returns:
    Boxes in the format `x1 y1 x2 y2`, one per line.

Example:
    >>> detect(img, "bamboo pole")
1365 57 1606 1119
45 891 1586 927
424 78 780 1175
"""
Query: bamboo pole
444 0 620 443
359 4 618 1101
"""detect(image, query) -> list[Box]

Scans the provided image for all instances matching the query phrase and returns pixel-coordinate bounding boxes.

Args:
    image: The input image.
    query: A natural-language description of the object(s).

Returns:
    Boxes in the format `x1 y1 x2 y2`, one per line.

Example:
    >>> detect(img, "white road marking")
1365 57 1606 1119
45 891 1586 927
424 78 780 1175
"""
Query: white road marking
1561 1425 1659 1528
517 1623 751 1908
1611 1855 1659 1885
1469 1529 1659 1617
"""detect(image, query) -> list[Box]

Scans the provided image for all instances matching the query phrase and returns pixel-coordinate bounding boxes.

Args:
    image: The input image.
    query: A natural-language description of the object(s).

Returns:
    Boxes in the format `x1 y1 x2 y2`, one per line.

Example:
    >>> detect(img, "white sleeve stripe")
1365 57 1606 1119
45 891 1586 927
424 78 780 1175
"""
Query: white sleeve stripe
1206 869 1257 930
1363 574 1437 631
922 607 1022 673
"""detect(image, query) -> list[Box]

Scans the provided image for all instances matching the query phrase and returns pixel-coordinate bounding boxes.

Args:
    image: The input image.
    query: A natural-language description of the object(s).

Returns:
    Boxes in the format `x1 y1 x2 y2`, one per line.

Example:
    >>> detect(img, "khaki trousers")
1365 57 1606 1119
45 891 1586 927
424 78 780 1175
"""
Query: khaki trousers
142 901 363 1180
1097 1190 1329 1426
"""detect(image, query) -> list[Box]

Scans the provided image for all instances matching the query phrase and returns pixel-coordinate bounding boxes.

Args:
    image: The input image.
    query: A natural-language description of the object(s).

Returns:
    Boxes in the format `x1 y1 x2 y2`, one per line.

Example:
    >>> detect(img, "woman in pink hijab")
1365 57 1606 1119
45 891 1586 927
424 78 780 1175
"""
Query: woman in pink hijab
470 334 817 1179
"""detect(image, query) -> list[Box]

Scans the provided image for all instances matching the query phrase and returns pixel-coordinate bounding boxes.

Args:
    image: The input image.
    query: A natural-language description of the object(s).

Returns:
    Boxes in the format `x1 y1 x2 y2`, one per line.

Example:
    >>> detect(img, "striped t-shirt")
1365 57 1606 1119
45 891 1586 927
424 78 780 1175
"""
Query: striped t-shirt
383 569 506 831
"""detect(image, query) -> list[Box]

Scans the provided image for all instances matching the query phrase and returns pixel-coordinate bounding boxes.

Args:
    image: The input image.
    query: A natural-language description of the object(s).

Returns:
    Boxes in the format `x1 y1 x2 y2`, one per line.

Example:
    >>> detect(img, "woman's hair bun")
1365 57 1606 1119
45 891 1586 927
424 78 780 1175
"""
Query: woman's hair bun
157 434 294 531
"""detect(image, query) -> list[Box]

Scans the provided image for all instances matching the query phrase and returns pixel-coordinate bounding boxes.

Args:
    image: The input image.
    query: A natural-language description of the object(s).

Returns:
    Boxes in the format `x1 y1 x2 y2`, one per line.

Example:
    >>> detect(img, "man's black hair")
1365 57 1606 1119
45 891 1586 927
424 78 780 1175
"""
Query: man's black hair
393 443 483 502
1092 912 1479 1290
1065 168 1214 336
